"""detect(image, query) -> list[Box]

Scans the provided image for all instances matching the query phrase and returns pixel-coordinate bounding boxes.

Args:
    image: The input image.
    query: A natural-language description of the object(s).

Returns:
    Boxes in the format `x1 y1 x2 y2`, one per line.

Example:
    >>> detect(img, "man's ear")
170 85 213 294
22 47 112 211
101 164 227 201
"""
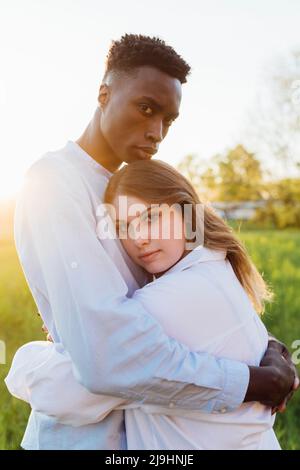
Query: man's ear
98 83 110 109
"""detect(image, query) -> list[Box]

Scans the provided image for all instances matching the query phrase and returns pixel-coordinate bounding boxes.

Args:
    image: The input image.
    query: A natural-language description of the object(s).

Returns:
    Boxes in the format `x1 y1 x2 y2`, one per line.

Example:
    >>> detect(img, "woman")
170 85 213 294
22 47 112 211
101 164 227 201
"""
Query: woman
6 159 280 449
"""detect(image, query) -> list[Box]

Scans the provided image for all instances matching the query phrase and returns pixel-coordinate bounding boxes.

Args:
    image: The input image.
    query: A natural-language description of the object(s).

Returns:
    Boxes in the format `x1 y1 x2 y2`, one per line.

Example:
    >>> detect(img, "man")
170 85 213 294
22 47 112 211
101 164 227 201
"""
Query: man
7 34 298 449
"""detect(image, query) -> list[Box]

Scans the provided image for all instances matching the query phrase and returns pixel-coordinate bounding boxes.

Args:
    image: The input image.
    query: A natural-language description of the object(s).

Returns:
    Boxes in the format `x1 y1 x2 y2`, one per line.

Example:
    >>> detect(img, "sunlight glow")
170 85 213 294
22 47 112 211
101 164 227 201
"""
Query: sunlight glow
1 0 300 201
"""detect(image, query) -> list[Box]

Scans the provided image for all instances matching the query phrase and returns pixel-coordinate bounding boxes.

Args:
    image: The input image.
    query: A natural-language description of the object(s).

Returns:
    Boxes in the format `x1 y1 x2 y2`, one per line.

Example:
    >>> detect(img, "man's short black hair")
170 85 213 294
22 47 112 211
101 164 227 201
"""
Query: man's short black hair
104 34 191 84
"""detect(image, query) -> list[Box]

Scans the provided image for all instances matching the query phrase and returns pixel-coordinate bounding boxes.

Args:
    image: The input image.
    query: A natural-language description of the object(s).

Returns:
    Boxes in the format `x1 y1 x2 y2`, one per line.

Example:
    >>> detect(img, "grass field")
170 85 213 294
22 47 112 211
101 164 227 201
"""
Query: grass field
0 231 299 450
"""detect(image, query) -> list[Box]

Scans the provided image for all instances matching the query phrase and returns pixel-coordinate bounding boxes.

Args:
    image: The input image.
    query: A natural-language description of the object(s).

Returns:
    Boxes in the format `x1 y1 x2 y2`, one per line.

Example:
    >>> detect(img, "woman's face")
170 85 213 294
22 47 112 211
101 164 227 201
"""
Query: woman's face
111 195 187 276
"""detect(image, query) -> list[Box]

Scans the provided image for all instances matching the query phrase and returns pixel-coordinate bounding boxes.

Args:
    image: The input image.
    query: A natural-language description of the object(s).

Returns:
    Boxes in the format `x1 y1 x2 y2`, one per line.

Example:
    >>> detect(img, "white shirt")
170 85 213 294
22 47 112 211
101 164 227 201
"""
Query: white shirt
6 246 279 449
6 141 250 450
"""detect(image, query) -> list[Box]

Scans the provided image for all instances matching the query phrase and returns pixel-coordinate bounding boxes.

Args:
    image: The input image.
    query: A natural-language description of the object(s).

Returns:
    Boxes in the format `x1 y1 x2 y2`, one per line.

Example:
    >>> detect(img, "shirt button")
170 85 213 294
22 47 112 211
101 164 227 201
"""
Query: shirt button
70 261 78 269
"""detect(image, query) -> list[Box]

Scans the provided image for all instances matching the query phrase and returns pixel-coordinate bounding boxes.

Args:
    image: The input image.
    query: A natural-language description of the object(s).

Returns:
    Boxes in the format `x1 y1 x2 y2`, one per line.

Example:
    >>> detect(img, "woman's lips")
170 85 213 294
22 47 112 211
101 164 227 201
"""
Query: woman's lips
139 250 161 263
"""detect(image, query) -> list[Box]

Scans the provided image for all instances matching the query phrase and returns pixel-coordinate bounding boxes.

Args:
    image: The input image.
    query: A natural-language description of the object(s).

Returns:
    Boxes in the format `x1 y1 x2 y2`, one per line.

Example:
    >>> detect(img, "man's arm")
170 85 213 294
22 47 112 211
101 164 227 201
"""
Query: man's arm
5 341 229 426
14 158 295 413
5 339 297 429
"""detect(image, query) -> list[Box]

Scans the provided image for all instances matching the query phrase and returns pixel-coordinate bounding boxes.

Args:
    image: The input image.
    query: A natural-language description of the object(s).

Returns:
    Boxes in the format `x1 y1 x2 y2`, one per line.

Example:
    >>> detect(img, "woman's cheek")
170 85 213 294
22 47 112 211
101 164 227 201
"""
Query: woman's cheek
121 239 134 257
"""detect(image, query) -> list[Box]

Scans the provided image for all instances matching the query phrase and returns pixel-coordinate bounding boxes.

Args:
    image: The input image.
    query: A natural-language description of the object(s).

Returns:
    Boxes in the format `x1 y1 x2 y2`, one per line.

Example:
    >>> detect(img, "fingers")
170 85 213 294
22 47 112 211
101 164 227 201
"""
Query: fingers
273 388 295 415
290 364 299 390
276 342 296 370
277 400 287 413
272 399 287 414
46 333 54 342
293 375 300 391
42 323 53 341
271 377 299 414
281 347 300 391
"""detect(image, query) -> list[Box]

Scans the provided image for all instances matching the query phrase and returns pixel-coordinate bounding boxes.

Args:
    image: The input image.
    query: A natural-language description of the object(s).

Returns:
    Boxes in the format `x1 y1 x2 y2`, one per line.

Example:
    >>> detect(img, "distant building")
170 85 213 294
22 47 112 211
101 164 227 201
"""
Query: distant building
212 200 266 220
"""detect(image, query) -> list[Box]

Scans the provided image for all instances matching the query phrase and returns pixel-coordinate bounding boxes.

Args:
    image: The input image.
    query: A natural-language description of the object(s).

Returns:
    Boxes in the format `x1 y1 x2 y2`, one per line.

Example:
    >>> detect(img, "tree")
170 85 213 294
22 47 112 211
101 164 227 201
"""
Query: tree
246 49 300 175
177 145 264 202
177 154 219 201
215 145 264 202
254 178 300 229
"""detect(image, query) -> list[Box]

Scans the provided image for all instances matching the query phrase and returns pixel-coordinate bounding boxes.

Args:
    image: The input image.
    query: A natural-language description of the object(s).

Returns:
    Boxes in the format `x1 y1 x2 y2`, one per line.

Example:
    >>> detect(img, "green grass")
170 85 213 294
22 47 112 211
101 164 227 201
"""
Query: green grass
238 230 300 450
0 241 43 449
0 232 299 449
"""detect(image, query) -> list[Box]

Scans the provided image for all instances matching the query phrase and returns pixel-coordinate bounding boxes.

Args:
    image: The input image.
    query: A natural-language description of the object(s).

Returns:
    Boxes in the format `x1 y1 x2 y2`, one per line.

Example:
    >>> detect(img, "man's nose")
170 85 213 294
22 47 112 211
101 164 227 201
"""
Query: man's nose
145 120 163 144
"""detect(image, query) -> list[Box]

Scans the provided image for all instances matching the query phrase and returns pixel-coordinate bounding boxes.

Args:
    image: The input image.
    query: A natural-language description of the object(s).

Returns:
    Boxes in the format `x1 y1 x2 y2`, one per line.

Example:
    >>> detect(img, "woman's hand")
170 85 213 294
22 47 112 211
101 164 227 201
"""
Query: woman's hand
42 323 53 343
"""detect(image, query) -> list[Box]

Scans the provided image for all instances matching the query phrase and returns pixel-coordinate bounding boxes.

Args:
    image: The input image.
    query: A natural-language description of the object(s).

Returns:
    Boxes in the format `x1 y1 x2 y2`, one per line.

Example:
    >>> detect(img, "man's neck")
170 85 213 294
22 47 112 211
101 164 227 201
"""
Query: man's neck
76 107 122 174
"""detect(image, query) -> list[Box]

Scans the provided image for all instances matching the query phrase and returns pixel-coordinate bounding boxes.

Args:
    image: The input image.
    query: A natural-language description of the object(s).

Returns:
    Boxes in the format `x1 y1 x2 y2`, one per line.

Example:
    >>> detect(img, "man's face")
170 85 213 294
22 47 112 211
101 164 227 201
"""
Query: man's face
99 66 182 164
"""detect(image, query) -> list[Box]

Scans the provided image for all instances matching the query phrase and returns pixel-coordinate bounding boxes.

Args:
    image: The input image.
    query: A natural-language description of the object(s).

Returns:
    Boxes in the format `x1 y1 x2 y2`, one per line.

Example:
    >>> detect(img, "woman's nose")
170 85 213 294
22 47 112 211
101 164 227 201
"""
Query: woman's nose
132 224 151 246
134 234 150 248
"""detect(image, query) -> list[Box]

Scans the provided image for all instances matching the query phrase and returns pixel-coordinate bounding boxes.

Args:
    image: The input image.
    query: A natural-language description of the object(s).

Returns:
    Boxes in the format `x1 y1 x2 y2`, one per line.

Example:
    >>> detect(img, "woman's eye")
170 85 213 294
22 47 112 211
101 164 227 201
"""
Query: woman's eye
140 212 150 223
150 212 160 222
140 212 154 223
147 212 160 223
117 222 128 234
139 104 153 116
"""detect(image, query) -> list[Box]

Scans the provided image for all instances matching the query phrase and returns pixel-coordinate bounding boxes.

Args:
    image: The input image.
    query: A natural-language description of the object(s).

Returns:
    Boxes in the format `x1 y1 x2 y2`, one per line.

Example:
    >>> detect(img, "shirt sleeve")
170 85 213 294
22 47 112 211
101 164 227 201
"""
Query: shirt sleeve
4 341 242 427
14 158 249 413
5 341 128 426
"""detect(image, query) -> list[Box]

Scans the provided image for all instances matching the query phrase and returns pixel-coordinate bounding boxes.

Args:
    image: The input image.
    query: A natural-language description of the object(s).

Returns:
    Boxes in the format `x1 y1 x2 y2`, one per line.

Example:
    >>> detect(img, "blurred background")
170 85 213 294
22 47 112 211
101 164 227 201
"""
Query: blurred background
0 0 299 449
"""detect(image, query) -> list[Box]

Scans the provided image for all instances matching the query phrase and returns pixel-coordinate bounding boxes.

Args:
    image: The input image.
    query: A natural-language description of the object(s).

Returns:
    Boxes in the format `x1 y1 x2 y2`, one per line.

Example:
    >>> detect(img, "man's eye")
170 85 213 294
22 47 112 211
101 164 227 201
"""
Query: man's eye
139 104 153 116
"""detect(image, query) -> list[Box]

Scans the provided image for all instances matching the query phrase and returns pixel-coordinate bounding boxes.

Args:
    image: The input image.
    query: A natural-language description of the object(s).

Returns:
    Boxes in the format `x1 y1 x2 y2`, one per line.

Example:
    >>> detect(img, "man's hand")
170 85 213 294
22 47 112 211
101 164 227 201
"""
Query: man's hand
244 338 299 409
266 337 300 413
267 336 299 387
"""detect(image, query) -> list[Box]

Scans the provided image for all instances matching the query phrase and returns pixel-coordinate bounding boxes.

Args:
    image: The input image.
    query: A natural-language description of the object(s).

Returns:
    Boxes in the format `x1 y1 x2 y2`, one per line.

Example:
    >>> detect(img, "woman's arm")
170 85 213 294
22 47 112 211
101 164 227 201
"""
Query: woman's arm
5 341 135 426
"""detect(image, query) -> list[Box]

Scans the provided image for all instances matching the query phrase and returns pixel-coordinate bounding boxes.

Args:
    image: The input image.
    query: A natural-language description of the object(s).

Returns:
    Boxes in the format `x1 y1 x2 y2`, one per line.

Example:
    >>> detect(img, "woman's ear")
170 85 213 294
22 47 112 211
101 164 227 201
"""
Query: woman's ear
98 84 110 109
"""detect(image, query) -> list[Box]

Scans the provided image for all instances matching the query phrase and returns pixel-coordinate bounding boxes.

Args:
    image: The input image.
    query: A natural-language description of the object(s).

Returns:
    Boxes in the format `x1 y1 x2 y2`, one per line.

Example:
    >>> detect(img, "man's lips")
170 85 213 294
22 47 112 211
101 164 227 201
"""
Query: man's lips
135 146 158 156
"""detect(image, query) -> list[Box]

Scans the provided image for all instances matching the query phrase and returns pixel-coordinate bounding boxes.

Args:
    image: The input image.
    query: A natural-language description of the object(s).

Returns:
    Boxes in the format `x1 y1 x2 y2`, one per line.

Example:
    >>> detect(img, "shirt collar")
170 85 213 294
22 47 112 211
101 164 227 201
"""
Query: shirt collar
162 246 226 277
66 140 113 180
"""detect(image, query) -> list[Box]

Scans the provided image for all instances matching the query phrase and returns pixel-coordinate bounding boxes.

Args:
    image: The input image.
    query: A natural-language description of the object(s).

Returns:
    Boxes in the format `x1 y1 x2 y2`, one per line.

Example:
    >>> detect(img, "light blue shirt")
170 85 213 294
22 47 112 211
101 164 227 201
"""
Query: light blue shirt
14 141 249 450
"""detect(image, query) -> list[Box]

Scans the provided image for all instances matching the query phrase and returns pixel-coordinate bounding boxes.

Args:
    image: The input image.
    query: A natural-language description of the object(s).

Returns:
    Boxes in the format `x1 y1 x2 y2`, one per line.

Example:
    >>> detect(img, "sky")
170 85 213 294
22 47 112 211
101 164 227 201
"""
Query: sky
0 0 300 200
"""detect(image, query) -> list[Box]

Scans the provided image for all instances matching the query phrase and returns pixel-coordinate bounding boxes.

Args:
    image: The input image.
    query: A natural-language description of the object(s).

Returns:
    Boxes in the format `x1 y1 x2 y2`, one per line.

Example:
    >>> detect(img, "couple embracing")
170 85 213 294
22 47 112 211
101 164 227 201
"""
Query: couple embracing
5 34 298 450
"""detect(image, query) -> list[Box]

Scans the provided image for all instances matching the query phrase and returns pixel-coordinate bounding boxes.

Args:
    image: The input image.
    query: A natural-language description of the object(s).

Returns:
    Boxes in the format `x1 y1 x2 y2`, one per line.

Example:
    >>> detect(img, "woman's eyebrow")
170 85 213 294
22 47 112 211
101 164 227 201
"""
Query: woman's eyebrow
139 206 155 220
115 205 156 226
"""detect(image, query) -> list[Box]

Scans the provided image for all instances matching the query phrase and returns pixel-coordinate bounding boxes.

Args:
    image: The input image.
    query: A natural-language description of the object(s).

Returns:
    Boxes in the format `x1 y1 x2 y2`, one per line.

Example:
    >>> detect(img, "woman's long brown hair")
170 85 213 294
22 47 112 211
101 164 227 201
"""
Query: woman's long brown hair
104 159 273 314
